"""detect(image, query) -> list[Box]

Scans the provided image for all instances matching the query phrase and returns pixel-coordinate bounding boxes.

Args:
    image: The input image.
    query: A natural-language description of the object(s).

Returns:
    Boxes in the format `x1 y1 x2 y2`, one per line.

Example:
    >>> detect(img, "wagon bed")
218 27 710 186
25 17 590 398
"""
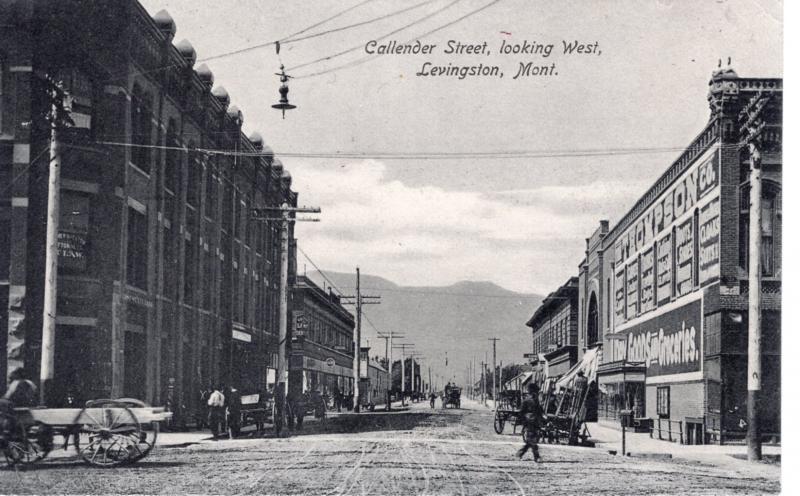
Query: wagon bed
2 399 172 468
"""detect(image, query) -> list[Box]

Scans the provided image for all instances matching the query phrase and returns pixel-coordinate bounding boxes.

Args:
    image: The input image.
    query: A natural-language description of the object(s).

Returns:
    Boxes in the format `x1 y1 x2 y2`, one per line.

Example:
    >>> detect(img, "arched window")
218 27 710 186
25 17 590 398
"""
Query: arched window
587 293 599 346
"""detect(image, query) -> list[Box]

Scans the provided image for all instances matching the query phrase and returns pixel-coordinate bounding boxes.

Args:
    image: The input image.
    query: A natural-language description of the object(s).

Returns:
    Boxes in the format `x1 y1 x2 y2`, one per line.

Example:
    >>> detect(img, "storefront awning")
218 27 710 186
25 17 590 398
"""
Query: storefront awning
555 347 600 389
503 371 533 390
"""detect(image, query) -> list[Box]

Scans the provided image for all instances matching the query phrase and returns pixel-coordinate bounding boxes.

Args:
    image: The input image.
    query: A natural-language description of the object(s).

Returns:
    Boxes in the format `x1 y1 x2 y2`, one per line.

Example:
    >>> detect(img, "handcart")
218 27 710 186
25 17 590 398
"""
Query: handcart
1 397 172 468
493 389 523 434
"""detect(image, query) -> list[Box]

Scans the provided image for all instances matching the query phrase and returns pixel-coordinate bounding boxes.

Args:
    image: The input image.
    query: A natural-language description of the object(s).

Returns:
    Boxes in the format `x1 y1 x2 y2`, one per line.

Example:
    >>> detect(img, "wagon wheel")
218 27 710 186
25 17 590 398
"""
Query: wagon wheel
108 399 158 462
493 410 505 434
3 420 52 467
73 403 142 467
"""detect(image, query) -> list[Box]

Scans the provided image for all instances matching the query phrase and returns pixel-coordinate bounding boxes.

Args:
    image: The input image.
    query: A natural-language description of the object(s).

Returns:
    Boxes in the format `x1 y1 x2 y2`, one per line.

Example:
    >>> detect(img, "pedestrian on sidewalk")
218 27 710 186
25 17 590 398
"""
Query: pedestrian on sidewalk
516 382 544 462
207 385 225 439
429 391 437 409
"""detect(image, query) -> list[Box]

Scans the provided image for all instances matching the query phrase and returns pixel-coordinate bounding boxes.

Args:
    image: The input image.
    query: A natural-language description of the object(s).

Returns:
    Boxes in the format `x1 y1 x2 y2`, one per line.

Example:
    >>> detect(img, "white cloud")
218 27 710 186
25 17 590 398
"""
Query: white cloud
290 160 643 293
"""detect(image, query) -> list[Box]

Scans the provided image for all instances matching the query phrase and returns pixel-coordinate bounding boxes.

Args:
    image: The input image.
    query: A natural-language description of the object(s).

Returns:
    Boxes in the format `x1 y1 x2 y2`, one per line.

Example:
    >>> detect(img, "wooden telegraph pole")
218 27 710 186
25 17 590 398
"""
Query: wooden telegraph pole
739 91 771 461
489 338 499 410
252 203 320 436
341 269 380 413
376 330 403 410
40 77 72 406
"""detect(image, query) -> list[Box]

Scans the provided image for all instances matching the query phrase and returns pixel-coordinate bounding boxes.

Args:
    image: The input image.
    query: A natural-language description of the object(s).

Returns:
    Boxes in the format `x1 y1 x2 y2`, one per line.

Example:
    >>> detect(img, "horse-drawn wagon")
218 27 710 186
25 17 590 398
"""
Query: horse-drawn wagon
1 398 171 468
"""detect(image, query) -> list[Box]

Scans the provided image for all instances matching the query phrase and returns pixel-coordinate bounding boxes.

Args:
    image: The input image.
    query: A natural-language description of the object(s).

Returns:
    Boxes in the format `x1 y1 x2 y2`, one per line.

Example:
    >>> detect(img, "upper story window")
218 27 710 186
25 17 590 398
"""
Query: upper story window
186 143 200 208
130 85 153 174
164 119 179 193
0 56 5 134
739 182 781 277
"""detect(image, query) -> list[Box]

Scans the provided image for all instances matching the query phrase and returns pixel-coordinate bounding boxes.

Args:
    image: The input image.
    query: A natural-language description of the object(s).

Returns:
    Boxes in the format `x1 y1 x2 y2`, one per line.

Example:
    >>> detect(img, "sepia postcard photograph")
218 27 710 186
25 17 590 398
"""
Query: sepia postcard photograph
0 0 792 494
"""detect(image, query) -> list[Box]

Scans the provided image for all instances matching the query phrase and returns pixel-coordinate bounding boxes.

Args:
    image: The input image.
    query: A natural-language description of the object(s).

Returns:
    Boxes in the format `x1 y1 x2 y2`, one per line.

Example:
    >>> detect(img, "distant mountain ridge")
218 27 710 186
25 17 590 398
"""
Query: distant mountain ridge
306 271 542 385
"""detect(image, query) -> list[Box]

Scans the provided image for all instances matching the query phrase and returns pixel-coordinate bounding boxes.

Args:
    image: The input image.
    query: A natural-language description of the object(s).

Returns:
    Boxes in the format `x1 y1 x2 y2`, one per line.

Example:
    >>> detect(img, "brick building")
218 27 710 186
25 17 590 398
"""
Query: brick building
578 67 781 444
526 277 579 380
290 276 355 399
0 1 297 420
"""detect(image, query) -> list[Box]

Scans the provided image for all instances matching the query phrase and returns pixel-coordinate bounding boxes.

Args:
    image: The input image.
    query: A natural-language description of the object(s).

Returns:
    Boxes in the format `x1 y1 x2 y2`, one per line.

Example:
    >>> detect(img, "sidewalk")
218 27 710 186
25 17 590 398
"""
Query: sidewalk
587 421 781 476
156 401 412 447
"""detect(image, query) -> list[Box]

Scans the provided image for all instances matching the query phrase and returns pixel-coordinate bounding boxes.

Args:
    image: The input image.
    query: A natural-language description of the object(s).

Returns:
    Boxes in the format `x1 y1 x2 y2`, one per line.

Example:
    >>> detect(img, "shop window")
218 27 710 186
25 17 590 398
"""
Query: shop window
657 386 670 419
126 206 148 290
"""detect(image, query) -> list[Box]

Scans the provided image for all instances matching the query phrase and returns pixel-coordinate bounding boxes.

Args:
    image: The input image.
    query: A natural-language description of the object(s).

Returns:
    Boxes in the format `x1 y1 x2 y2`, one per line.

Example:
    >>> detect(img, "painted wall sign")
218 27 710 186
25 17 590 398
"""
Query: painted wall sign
699 197 721 285
656 234 672 306
615 268 626 322
640 248 655 313
58 231 87 270
614 148 719 265
607 298 702 377
675 217 694 297
626 259 639 318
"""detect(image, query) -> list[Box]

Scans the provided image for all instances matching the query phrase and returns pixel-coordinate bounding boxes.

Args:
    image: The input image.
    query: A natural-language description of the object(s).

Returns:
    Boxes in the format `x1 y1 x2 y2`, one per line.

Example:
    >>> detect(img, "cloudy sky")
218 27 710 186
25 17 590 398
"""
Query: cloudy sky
141 0 782 295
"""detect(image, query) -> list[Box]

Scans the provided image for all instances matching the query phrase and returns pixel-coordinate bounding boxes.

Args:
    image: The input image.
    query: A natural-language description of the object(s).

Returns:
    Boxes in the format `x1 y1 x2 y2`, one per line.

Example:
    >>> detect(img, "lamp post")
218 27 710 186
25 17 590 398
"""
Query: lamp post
606 332 629 456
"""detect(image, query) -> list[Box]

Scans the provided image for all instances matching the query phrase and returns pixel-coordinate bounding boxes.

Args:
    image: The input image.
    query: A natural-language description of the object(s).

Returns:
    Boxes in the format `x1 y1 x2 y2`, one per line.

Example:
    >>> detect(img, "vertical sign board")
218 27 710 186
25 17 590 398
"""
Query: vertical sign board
626 259 639 318
610 298 702 377
640 248 655 313
656 234 672 306
675 218 694 297
615 268 626 323
699 197 721 285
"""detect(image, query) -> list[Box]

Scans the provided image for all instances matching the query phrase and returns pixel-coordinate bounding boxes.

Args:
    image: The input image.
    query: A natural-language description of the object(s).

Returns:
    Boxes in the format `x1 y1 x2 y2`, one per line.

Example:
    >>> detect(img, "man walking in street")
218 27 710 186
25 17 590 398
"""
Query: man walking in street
516 382 544 462
207 385 225 439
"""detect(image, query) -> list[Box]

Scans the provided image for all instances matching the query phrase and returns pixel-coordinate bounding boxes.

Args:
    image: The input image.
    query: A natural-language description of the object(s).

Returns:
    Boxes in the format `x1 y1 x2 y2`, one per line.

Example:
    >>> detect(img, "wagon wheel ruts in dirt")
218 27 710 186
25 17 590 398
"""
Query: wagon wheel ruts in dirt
85 398 158 462
73 402 143 467
493 410 506 434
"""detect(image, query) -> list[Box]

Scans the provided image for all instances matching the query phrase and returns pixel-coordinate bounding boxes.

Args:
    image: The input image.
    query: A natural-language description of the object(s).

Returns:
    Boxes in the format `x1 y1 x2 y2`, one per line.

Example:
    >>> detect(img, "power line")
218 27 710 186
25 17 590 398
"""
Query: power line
294 0 500 79
84 140 742 160
287 0 464 73
281 0 440 45
332 285 539 300
279 0 379 43
296 243 354 303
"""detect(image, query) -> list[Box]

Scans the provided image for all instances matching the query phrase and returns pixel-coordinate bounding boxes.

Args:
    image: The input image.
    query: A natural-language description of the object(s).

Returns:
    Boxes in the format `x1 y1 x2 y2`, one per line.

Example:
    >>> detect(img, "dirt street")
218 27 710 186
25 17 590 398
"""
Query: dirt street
1 399 780 495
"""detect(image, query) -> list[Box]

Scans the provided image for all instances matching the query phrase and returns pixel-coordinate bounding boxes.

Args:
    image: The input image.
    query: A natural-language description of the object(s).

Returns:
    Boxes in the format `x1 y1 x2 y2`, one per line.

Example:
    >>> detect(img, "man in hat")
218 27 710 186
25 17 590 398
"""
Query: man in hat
516 382 544 462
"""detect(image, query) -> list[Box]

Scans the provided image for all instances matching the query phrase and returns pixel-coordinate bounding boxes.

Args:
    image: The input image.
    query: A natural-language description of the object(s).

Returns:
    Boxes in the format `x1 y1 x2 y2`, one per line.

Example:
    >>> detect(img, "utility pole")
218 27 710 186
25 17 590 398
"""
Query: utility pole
40 78 72 406
393 343 414 406
341 269 380 413
489 338 499 410
252 203 320 436
740 91 772 461
376 330 403 410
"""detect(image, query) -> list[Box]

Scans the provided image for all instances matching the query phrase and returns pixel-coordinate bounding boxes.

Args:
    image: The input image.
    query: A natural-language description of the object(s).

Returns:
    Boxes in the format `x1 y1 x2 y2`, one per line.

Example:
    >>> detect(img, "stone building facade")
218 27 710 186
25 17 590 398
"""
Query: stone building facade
0 1 296 421
578 68 781 444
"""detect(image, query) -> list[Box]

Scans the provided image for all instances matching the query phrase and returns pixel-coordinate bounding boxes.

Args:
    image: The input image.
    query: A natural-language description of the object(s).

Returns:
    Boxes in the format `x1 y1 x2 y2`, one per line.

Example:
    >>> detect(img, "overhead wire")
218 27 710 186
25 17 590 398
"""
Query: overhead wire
85 140 742 161
287 0 464 73
294 0 502 79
